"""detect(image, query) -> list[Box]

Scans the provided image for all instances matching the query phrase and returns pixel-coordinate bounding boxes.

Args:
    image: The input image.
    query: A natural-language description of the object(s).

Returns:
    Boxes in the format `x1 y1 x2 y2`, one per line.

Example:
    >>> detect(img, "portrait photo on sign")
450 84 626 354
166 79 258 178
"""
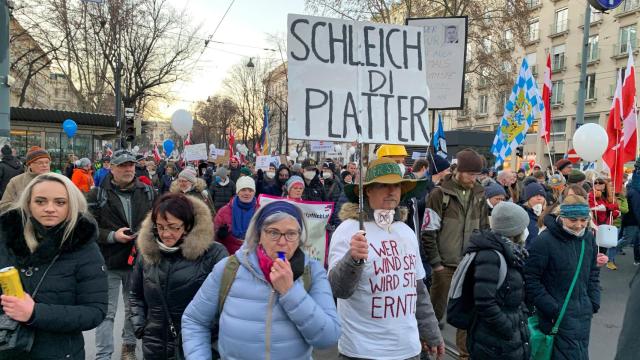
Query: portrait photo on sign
444 25 458 44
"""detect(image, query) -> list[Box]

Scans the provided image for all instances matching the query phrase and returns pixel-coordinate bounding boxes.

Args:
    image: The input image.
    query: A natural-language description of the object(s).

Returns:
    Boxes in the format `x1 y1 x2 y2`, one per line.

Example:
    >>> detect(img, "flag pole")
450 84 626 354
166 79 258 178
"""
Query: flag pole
544 141 555 173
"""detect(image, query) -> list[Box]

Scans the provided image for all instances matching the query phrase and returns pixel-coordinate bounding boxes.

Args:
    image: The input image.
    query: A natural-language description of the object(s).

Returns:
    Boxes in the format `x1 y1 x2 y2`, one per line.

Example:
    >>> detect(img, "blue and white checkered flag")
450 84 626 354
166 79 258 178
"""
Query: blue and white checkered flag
491 58 544 167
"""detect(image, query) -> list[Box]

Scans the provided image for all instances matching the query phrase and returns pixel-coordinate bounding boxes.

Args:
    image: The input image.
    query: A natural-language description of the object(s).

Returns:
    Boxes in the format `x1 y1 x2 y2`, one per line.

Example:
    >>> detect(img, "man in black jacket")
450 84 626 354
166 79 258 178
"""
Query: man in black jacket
87 149 156 360
0 144 23 198
301 158 326 202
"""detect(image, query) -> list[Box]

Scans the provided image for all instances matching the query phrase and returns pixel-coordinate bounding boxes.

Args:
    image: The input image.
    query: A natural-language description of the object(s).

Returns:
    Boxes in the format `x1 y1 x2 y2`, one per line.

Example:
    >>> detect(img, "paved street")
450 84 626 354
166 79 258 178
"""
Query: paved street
83 252 636 359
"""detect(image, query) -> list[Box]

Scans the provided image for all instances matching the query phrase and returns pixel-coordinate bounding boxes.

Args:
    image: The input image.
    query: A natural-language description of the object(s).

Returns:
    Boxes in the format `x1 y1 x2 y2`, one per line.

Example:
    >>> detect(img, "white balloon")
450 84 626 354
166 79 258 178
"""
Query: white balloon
133 146 140 153
572 123 608 162
334 144 342 153
290 150 298 158
209 144 216 150
348 146 356 155
301 150 308 158
170 109 193 136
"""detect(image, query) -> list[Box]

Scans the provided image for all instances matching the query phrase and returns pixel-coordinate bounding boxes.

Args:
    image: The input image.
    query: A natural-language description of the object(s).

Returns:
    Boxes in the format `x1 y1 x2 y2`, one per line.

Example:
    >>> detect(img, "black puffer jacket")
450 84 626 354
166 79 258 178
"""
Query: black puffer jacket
0 210 108 360
465 230 530 360
0 155 23 198
86 174 156 269
302 174 326 202
209 179 236 211
524 216 600 360
129 197 228 360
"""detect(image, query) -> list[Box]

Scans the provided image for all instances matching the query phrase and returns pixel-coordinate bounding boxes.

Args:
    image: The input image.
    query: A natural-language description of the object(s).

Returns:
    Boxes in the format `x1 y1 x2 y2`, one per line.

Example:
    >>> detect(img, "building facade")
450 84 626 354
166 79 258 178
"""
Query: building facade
443 0 640 169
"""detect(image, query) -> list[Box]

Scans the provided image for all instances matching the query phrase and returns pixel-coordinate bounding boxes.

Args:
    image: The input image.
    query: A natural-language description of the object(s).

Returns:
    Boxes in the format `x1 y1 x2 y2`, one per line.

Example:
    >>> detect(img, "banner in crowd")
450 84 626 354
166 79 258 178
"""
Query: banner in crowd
406 16 467 110
258 194 334 265
310 141 335 152
287 14 430 145
184 143 208 161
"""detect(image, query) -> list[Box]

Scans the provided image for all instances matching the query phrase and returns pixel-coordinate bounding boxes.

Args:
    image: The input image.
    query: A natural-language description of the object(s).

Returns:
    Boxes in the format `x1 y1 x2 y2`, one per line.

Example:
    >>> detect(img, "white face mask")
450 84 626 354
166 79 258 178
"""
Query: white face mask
532 203 543 216
303 171 316 180
562 225 586 238
518 227 530 244
322 171 332 179
373 209 395 230
397 163 406 176
265 171 275 179
487 199 494 209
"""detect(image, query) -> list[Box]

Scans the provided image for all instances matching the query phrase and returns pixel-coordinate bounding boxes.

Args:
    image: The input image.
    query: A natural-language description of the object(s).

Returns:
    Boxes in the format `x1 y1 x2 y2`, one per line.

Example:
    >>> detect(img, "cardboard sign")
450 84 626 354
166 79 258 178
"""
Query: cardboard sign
215 150 230 165
310 140 334 152
406 17 468 110
184 143 208 161
256 155 271 171
258 194 334 265
287 14 431 145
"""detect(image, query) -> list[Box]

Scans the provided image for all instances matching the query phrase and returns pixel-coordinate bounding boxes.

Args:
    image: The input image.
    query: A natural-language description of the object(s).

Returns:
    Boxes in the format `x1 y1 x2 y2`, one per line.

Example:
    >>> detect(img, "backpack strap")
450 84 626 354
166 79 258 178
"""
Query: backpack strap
493 250 507 289
551 239 585 335
218 255 241 314
218 255 313 314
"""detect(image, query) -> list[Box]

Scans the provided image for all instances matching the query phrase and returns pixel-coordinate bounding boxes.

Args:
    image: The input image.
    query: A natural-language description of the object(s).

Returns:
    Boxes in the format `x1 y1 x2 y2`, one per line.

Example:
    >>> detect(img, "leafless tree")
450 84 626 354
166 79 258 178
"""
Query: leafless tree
193 95 239 148
305 0 531 105
13 0 203 114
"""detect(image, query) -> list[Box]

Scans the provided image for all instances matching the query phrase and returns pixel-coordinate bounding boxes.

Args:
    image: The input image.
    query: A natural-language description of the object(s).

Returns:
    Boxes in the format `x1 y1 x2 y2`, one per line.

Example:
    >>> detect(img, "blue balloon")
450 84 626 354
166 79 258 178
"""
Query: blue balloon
62 119 78 137
163 139 174 155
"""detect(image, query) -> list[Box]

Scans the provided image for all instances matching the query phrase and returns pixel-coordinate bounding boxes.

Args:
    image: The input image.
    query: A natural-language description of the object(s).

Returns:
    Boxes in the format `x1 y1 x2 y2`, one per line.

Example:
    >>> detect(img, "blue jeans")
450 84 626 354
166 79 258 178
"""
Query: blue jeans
624 225 640 262
95 269 136 360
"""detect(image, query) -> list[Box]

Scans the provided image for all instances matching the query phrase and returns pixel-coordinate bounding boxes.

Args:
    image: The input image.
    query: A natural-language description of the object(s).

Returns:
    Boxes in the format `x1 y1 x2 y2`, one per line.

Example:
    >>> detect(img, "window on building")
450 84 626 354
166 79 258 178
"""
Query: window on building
502 60 513 74
504 29 513 49
552 80 564 105
588 35 599 61
619 25 637 55
552 44 566 71
555 8 569 33
551 118 567 141
621 0 640 12
526 53 537 75
482 37 492 53
529 19 540 41
478 94 488 115
496 91 509 113
584 115 600 125
586 74 596 100
526 0 540 8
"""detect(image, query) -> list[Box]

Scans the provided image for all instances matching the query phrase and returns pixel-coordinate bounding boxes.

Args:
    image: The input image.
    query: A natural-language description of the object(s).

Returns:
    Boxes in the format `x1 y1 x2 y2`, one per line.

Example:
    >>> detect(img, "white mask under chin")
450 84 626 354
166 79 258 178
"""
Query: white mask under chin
563 225 586 238
303 171 316 180
265 171 275 179
532 203 543 216
373 209 395 230
397 164 406 176
518 227 530 244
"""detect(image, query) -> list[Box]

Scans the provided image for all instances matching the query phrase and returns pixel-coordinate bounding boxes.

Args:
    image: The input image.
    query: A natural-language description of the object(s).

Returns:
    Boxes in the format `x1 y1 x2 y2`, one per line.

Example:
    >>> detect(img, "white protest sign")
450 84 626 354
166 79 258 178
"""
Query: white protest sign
216 149 226 156
184 143 208 161
310 140 334 152
325 151 342 158
411 151 427 160
288 14 430 145
406 17 467 110
270 156 281 168
256 155 271 171
258 194 334 265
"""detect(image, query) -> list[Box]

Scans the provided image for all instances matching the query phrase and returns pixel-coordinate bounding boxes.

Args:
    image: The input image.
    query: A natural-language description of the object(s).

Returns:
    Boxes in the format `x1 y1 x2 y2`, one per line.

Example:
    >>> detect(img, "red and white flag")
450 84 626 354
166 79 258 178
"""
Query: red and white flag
152 143 162 163
228 129 235 158
621 43 637 164
602 70 623 192
539 54 552 145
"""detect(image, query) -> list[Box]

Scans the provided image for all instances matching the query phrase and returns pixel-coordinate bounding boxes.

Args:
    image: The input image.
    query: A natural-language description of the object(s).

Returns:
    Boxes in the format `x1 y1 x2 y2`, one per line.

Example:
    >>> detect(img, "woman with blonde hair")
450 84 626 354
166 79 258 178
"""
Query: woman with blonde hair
0 173 107 359
525 194 601 360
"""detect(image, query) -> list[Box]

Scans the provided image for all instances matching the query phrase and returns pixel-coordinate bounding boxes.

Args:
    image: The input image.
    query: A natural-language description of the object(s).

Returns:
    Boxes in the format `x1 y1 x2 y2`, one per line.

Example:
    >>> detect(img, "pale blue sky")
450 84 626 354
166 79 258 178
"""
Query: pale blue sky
163 0 306 117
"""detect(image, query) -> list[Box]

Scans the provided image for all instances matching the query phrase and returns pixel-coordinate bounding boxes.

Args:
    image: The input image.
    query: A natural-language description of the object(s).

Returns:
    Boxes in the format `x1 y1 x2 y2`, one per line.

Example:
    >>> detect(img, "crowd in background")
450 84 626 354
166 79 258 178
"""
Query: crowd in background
0 142 637 360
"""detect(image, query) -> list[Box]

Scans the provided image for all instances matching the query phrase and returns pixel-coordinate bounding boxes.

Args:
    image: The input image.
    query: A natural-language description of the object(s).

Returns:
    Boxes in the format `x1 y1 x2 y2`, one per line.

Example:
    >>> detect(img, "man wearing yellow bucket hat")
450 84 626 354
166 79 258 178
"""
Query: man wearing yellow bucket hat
327 157 444 360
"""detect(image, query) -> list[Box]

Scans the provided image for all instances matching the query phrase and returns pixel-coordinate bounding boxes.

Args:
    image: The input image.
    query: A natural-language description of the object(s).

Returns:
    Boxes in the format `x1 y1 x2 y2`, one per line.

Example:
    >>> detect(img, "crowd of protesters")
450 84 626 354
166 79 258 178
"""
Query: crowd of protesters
0 143 637 360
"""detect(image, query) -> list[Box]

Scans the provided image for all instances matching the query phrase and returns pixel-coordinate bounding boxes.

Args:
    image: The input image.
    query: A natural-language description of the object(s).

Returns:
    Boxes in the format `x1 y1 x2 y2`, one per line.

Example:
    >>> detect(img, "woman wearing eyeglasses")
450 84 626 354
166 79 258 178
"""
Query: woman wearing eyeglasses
129 193 228 360
182 201 340 360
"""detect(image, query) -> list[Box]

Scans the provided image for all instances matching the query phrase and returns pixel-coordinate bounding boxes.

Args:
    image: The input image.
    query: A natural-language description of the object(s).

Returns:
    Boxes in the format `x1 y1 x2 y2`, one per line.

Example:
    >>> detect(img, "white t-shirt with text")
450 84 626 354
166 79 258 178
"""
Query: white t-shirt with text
328 218 426 360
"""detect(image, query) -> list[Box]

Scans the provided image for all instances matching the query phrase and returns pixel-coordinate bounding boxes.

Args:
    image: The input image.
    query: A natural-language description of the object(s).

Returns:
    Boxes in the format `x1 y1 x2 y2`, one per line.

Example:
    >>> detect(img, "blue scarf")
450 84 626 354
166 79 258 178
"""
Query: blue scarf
231 196 256 239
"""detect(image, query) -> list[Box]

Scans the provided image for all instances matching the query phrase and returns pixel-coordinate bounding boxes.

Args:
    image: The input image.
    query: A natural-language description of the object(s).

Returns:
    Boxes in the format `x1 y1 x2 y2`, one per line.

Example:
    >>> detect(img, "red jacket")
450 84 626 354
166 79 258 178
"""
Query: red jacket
214 197 258 255
71 168 94 193
589 191 620 226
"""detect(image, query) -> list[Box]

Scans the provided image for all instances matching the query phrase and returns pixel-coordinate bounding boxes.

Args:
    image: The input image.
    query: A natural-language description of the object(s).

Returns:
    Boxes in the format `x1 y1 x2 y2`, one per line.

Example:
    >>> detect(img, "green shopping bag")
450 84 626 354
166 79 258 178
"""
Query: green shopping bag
528 239 585 360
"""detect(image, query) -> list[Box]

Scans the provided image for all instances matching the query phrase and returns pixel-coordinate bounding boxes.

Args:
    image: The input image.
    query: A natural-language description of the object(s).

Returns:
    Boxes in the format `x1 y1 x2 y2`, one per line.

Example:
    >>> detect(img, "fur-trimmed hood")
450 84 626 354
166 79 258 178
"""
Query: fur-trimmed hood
169 177 208 194
338 202 408 222
136 195 214 264
0 209 98 263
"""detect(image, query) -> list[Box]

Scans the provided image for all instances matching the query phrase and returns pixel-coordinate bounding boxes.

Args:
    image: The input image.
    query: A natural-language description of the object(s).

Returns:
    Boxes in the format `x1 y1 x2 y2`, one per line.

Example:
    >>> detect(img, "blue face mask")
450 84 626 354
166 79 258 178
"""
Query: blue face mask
215 176 221 183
